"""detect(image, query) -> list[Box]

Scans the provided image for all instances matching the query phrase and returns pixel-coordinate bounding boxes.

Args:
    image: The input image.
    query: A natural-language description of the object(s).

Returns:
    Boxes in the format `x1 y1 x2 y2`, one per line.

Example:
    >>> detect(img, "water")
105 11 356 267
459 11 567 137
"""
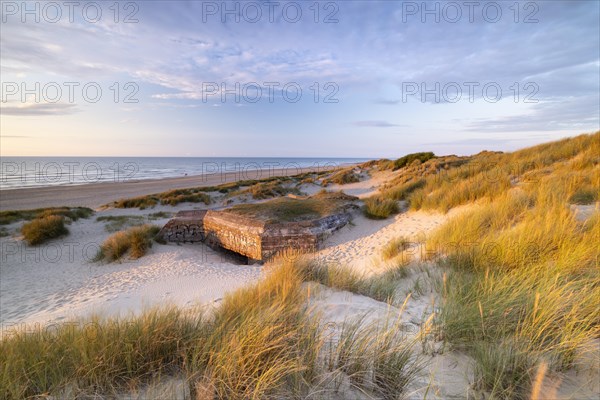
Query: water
0 157 369 190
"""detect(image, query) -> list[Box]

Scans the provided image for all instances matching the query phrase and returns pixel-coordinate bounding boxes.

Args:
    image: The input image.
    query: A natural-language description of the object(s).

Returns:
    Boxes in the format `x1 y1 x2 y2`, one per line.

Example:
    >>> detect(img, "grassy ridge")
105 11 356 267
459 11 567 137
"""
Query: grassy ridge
418 132 600 398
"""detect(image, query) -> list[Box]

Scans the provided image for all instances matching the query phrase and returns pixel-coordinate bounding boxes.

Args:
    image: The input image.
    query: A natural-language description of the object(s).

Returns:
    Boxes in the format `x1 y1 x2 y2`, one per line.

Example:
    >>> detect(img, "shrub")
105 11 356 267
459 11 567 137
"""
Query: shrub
392 152 435 171
95 224 161 262
21 215 68 245
364 197 399 219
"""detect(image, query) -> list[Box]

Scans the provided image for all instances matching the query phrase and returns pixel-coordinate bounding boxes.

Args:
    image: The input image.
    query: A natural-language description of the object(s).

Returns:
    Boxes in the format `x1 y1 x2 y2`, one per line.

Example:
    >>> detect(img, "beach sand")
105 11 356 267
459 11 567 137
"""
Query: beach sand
0 166 339 211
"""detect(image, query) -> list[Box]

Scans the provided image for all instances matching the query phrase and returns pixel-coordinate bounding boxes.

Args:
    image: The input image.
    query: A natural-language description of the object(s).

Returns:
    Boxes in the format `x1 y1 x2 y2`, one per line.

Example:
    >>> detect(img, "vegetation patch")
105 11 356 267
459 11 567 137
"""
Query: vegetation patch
244 179 301 199
0 207 93 225
390 152 436 171
322 168 361 186
381 237 411 260
422 132 600 399
226 190 357 223
96 215 146 232
363 197 399 219
569 187 597 204
94 224 162 262
21 215 69 245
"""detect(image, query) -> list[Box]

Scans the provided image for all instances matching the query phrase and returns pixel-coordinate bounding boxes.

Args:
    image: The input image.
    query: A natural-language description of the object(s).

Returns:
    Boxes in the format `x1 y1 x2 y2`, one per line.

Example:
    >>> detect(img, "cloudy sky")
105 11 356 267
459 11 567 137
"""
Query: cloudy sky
1 0 598 157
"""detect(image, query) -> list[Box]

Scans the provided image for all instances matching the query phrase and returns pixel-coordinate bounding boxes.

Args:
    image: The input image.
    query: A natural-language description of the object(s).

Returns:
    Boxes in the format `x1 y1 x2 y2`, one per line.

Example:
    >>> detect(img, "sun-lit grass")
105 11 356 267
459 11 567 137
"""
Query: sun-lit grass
382 236 411 260
94 224 162 262
0 206 93 225
420 132 600 398
0 254 423 399
363 197 399 219
21 215 69 245
322 167 361 186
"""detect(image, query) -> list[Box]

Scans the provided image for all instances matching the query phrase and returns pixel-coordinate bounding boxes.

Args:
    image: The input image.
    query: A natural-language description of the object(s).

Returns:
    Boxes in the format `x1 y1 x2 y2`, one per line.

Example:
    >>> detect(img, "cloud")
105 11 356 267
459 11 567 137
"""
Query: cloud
464 95 599 132
0 103 79 116
353 120 401 128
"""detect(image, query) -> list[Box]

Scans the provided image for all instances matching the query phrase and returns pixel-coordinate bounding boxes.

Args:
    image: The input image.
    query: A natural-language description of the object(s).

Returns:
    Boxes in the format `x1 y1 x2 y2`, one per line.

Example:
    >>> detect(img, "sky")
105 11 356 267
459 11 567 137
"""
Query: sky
1 0 599 157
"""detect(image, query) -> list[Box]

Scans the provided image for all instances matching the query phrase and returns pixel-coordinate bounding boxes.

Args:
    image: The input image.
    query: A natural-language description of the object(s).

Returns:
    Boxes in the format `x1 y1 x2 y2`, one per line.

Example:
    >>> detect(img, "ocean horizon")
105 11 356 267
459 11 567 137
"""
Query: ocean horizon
0 157 370 190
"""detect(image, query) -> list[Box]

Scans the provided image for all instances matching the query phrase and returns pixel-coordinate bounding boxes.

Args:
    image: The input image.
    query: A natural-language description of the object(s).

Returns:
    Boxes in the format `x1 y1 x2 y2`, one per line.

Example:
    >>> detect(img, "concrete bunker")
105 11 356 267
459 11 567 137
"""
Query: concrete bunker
158 192 358 262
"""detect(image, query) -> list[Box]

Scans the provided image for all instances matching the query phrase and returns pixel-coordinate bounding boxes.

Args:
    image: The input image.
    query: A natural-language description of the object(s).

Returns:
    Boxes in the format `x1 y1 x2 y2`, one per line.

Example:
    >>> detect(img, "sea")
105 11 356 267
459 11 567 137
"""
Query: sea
0 157 370 190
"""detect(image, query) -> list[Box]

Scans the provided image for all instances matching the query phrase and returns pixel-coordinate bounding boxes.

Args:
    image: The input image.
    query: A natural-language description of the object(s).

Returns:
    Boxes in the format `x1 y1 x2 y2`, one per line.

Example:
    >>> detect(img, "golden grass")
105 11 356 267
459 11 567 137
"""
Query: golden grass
21 215 69 245
420 132 600 398
95 224 162 262
0 254 423 399
363 197 400 219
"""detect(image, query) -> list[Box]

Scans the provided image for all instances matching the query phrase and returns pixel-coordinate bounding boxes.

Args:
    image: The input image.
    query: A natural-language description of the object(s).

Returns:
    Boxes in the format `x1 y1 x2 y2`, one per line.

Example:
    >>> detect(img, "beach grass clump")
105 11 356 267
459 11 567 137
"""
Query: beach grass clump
0 307 206 399
0 206 93 225
325 316 424 397
322 168 361 186
382 179 425 201
95 224 161 262
363 197 399 219
21 215 69 245
381 236 411 260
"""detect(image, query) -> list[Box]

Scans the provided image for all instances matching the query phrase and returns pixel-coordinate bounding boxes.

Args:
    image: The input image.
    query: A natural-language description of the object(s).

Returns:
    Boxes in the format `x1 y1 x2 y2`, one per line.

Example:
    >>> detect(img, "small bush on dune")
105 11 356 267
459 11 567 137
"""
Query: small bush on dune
392 152 435 170
95 224 161 262
21 215 68 245
364 197 399 219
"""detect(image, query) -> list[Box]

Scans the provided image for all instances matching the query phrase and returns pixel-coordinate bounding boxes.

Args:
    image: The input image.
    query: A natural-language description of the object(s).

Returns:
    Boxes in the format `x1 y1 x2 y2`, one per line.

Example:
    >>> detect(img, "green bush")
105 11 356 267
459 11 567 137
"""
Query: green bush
392 152 435 171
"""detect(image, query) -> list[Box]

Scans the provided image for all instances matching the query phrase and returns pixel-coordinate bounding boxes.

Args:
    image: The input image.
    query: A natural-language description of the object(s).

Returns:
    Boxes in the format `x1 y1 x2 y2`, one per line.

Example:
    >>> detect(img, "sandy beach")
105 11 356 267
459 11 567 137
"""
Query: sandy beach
0 166 342 211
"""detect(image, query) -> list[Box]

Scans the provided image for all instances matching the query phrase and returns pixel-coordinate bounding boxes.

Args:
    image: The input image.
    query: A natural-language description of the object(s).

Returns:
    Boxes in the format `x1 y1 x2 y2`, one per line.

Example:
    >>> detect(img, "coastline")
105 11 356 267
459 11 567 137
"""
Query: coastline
0 165 346 211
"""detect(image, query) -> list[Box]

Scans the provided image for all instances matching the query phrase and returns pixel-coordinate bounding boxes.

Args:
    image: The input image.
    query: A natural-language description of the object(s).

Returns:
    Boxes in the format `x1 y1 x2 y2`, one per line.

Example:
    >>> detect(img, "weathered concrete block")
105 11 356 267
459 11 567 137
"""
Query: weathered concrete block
159 208 353 262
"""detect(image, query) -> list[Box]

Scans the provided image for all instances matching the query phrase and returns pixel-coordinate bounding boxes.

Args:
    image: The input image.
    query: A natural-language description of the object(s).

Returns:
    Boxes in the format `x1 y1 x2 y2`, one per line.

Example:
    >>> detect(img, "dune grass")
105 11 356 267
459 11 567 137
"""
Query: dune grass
0 255 423 399
95 224 162 262
390 151 436 171
322 167 361 186
0 206 93 225
113 189 212 209
363 197 399 219
227 191 357 223
21 215 69 245
382 236 411 260
419 132 600 398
